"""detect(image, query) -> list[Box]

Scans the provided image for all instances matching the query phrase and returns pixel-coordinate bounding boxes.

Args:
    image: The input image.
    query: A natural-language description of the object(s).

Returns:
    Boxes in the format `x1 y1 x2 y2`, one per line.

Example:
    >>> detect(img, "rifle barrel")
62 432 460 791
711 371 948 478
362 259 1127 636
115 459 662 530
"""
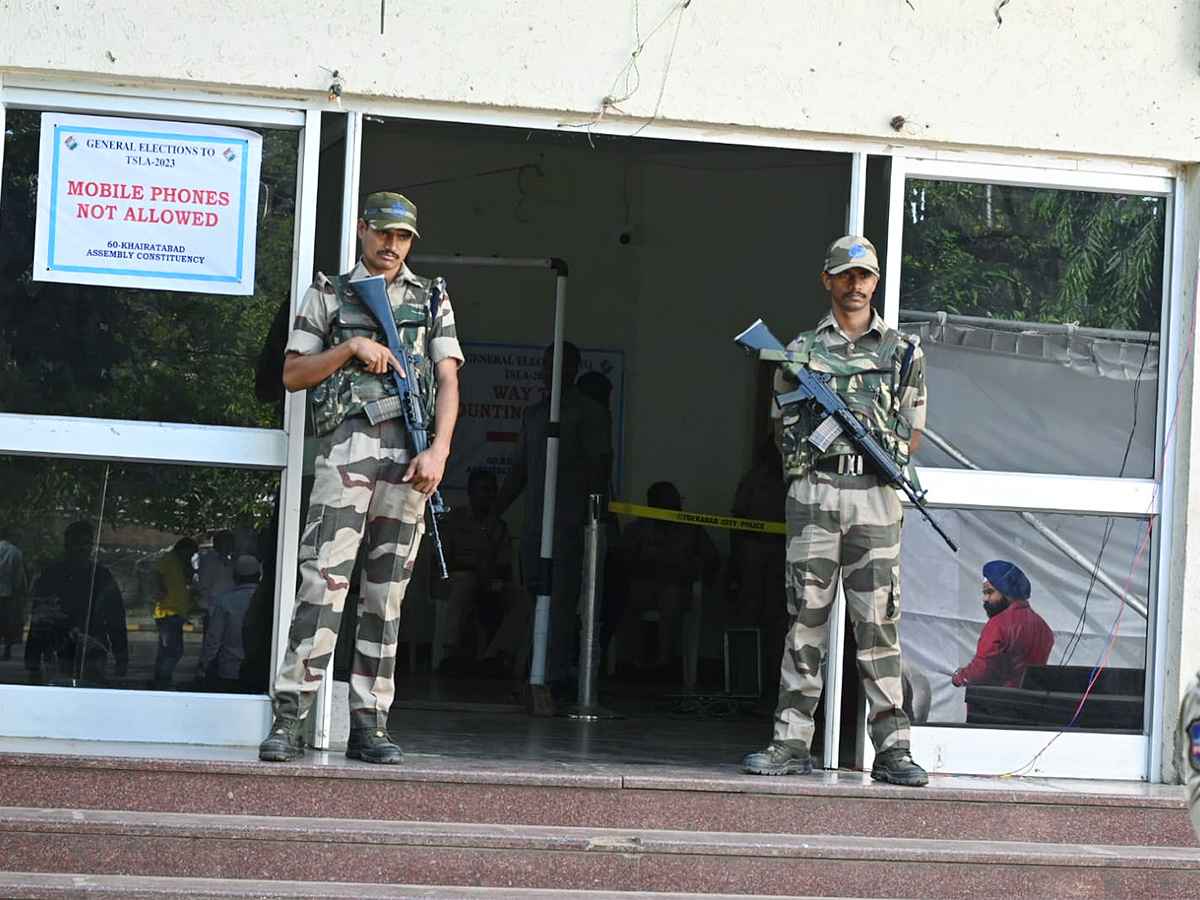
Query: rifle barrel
735 319 958 554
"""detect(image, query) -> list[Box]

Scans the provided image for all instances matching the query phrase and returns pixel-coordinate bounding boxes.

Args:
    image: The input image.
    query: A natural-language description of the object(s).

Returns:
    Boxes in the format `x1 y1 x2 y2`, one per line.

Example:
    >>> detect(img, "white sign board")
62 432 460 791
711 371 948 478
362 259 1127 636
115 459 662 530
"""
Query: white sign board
33 113 262 295
445 341 626 492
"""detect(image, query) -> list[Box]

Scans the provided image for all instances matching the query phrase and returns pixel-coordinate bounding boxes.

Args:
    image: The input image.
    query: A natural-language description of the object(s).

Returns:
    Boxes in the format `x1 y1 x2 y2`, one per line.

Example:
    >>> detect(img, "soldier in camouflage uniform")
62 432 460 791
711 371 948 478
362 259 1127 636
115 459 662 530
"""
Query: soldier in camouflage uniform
743 235 930 786
1180 670 1200 841
259 192 463 764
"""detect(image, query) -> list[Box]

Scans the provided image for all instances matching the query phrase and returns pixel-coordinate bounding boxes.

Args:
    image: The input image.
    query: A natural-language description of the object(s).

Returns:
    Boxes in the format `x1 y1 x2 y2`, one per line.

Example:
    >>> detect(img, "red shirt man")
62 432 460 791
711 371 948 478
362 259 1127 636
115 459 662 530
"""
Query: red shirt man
952 560 1054 689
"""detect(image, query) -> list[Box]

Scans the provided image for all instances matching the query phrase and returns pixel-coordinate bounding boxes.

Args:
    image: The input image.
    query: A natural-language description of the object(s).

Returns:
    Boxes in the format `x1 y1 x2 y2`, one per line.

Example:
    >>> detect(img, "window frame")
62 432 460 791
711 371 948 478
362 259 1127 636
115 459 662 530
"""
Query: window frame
0 80 318 746
881 152 1181 781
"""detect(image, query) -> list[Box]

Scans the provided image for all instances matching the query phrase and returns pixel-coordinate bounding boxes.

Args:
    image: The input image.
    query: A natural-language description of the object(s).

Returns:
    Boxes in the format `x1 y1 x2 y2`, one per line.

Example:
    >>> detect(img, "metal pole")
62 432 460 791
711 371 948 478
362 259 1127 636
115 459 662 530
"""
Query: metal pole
411 254 558 270
577 494 601 705
561 495 619 720
406 253 572 708
824 152 869 772
529 272 568 689
899 309 1158 344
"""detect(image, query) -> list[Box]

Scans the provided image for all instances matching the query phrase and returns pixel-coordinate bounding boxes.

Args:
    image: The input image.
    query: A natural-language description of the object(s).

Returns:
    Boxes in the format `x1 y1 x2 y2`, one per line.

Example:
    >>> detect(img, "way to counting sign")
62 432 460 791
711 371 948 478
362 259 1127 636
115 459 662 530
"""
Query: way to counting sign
33 113 263 295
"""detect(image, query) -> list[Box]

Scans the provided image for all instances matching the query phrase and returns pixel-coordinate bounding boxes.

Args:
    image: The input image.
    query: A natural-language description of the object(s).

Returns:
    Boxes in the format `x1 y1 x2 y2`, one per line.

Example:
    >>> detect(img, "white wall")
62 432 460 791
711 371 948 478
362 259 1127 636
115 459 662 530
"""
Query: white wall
1166 165 1200 783
3 2 1200 163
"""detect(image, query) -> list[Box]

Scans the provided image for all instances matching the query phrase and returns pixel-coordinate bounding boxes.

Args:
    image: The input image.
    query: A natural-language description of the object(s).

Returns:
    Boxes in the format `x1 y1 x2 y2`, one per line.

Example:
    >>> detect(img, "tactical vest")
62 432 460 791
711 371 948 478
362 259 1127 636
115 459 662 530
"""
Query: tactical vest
780 328 916 479
308 272 439 437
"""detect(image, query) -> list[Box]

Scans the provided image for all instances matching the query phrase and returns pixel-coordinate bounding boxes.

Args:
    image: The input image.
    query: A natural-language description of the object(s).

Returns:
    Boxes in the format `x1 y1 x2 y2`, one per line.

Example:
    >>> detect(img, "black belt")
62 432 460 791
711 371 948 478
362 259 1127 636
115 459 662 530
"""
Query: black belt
813 454 871 476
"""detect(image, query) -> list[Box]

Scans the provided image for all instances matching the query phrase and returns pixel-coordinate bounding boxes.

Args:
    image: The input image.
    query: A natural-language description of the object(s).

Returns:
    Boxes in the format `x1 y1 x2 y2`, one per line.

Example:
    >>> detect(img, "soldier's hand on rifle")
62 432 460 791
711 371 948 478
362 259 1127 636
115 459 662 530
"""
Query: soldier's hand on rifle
403 443 449 497
349 336 405 376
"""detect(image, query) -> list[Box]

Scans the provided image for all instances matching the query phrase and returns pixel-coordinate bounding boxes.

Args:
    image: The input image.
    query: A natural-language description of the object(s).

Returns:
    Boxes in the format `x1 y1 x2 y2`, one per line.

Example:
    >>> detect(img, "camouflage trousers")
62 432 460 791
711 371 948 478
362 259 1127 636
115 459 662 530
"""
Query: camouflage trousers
772 470 911 753
273 417 426 729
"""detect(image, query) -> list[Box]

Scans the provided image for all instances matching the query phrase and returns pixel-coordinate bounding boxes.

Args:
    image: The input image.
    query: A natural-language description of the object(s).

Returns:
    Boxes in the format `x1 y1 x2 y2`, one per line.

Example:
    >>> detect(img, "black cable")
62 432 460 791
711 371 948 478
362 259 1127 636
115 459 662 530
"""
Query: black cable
385 163 542 193
1057 333 1153 665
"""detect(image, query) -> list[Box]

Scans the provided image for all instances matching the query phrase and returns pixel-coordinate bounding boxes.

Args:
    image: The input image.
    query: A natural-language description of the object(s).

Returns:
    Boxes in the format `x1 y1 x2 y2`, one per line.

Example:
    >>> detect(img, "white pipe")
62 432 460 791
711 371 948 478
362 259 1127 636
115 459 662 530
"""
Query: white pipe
411 254 557 270
823 151 868 772
900 309 1158 344
529 273 569 685
408 254 569 682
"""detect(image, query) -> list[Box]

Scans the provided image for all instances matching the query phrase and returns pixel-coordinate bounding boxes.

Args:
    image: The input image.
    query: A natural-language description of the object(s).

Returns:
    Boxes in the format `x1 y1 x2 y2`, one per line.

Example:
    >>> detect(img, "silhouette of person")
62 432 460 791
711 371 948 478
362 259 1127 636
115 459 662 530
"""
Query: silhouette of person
151 537 198 690
25 520 127 685
435 469 526 671
195 530 236 628
493 341 612 697
619 481 719 680
195 555 261 692
0 531 29 661
726 439 787 691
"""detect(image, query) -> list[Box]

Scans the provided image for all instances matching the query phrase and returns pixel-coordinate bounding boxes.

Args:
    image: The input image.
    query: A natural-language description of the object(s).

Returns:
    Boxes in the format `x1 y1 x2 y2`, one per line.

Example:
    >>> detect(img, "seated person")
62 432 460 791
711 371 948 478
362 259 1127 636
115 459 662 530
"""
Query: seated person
617 481 719 678
952 559 1054 689
26 520 128 685
725 439 787 692
435 469 528 674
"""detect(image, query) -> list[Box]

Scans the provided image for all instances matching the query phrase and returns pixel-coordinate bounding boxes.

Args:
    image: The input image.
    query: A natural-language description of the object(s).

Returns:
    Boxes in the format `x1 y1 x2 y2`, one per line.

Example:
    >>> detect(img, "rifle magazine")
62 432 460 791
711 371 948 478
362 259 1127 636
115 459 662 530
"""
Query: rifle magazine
363 395 403 425
807 415 843 452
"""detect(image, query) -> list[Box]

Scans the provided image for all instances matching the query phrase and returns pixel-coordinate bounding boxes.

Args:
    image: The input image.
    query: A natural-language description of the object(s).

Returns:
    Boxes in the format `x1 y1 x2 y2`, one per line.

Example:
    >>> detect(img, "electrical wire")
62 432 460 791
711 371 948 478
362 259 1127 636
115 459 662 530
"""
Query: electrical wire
386 162 542 194
971 243 1198 780
626 0 690 139
1057 333 1154 666
560 0 693 144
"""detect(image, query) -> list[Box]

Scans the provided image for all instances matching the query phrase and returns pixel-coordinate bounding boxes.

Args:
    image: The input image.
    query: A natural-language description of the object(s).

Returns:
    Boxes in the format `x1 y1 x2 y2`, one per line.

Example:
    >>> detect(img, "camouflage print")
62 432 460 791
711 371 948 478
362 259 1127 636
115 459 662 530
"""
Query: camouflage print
776 313 926 480
1180 670 1200 840
273 416 426 729
772 469 911 753
287 261 462 437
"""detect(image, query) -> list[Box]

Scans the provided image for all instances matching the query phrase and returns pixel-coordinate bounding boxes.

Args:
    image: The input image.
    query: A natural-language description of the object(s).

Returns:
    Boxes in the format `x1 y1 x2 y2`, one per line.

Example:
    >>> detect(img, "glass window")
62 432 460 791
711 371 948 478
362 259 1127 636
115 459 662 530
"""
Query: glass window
900 180 1165 478
899 507 1150 733
0 109 297 427
0 454 280 694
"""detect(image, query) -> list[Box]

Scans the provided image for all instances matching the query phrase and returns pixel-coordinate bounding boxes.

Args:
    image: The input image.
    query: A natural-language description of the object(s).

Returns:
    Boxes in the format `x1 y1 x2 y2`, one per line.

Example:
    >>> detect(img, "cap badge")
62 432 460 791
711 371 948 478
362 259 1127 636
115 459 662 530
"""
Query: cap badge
848 243 867 259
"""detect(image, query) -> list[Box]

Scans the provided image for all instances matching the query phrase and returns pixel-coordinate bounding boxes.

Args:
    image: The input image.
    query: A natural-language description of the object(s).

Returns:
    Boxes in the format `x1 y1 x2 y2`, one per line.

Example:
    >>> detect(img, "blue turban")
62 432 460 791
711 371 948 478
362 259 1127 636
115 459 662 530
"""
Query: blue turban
983 560 1031 601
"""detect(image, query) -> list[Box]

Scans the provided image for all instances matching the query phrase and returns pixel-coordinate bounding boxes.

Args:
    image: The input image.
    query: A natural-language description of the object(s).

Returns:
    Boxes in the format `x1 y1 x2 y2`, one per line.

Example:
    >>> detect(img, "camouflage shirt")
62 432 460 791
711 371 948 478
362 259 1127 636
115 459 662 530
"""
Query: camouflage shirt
286 260 465 435
773 310 926 478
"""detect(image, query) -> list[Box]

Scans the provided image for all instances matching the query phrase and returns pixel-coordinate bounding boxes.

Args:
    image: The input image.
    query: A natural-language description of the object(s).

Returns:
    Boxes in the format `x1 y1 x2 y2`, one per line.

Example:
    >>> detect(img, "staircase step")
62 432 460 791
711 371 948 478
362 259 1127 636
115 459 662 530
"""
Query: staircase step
2 807 1198 900
0 872 878 900
0 751 1192 848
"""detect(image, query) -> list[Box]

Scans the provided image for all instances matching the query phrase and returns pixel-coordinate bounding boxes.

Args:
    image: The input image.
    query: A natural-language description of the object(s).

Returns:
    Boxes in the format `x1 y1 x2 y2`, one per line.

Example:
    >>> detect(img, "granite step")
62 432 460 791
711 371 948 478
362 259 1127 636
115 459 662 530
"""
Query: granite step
1 807 1198 900
0 873 883 900
0 750 1192 849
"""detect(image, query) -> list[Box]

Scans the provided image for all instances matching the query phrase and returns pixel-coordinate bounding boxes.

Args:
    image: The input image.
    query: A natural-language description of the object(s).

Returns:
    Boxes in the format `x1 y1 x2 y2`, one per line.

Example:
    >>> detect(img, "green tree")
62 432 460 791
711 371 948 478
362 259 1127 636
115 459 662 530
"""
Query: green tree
901 180 1164 332
1 110 298 558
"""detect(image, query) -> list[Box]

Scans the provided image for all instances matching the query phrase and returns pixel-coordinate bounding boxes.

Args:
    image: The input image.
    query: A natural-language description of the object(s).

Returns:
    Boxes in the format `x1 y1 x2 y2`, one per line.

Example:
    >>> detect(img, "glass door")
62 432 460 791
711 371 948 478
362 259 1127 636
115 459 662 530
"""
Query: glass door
880 156 1176 779
0 86 318 745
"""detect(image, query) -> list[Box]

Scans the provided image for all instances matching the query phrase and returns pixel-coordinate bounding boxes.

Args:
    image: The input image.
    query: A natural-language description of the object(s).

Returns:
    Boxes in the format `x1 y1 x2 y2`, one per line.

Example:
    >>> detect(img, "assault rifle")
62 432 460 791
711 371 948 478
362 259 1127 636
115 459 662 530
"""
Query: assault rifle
349 274 451 578
734 318 959 553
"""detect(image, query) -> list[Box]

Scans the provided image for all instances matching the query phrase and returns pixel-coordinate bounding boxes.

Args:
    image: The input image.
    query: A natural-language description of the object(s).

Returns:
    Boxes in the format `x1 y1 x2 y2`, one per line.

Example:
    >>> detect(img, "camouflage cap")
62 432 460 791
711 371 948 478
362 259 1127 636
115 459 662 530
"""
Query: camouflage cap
361 191 421 237
824 235 879 276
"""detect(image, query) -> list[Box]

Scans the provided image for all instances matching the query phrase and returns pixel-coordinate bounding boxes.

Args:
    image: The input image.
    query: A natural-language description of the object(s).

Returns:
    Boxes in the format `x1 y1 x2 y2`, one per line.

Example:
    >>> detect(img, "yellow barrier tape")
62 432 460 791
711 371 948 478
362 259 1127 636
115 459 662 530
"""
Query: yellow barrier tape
607 501 786 535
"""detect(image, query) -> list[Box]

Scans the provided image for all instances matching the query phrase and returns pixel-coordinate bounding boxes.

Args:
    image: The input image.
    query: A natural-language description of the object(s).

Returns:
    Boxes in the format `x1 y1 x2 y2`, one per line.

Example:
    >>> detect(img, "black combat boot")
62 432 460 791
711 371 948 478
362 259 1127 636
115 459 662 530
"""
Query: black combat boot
258 716 305 762
871 747 929 786
743 740 813 776
346 726 403 764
